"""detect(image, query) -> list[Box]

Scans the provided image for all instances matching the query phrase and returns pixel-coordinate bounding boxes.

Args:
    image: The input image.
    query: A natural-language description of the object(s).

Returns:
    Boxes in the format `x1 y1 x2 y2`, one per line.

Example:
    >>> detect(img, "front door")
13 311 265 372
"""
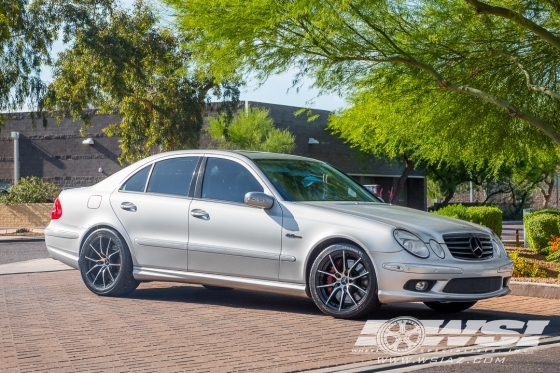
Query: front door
110 156 200 270
187 156 282 281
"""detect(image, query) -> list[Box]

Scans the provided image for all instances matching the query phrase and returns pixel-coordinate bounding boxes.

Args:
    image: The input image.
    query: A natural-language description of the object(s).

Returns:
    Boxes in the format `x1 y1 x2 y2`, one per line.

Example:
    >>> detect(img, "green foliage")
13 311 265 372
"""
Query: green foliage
0 0 58 121
0 176 58 204
509 251 547 278
524 210 560 253
208 107 295 153
166 0 560 149
43 0 239 164
433 204 503 236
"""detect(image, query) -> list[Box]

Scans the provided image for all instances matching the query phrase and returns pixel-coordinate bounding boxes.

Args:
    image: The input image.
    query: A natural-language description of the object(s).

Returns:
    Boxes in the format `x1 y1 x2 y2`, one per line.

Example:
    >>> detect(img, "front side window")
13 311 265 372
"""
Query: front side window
120 165 151 192
254 159 380 202
146 157 199 196
201 158 263 203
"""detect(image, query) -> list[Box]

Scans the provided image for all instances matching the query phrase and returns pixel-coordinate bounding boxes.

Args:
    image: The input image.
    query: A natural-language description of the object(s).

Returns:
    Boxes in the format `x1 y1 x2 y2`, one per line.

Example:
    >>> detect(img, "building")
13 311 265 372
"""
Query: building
0 102 427 210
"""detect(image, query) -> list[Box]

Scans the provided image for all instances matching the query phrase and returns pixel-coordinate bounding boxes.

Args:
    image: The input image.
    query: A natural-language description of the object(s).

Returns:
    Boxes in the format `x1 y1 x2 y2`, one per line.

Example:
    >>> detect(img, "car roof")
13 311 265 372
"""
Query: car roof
140 149 321 162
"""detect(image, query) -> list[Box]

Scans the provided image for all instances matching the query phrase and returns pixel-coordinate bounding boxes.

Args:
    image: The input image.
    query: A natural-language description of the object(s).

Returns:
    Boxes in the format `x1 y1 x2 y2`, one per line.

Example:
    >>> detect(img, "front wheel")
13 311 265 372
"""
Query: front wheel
423 301 477 313
309 244 380 319
79 228 139 296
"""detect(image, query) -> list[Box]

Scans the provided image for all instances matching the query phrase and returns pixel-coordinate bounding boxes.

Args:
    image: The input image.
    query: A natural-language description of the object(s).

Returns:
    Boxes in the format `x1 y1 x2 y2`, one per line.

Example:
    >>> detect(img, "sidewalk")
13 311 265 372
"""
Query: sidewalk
0 227 45 242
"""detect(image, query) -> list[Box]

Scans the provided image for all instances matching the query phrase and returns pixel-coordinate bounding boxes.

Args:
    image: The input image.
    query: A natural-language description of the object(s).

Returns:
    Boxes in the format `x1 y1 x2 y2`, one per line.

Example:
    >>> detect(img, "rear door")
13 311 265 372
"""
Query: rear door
110 156 201 270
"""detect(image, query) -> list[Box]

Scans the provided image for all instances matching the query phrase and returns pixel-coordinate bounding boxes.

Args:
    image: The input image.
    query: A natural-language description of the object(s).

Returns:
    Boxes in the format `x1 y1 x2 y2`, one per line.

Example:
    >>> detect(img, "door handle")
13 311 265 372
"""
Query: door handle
120 202 137 212
190 209 209 220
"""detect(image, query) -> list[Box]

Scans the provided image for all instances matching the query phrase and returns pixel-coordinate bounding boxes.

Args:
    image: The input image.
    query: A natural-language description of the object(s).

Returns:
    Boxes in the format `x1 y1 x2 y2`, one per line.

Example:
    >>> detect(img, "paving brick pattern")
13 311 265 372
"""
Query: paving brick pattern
1 271 559 373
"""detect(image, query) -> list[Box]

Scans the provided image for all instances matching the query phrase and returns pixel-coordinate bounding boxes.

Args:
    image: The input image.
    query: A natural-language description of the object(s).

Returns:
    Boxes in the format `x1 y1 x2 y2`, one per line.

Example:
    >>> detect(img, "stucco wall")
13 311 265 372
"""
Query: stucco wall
0 203 52 227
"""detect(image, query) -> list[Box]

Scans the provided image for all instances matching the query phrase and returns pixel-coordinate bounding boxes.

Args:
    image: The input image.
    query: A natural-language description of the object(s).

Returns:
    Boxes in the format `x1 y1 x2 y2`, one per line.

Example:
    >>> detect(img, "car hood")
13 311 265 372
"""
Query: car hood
299 202 491 240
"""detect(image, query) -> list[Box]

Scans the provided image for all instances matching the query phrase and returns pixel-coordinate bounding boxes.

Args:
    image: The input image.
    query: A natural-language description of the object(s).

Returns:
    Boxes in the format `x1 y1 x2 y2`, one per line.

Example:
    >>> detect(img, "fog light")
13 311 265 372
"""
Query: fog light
415 281 429 291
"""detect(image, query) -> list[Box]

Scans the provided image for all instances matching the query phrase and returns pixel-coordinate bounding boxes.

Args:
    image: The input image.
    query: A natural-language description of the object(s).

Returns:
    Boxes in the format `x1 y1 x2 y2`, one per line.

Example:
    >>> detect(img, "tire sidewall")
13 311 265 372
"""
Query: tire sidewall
309 244 379 319
79 228 132 295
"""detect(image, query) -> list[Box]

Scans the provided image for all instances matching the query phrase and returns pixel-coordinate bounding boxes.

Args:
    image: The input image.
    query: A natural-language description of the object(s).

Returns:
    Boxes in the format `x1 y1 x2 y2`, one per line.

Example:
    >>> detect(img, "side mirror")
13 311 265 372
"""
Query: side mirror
244 192 274 209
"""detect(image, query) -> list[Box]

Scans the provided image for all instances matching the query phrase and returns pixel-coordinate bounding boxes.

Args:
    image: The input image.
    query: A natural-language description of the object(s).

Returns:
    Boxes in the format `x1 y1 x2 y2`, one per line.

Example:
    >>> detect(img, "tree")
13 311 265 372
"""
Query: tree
43 0 239 163
208 107 295 153
165 0 560 149
0 0 58 123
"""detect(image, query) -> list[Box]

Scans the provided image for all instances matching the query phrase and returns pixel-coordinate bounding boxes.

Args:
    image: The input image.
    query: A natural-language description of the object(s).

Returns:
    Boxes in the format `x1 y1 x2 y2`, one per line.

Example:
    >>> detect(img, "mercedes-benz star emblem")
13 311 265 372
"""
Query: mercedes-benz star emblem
469 236 484 258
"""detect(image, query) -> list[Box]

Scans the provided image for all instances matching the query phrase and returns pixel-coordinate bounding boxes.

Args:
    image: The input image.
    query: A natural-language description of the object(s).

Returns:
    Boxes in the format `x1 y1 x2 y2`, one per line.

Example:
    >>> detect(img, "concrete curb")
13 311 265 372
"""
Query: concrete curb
0 258 74 275
509 281 560 300
0 236 45 243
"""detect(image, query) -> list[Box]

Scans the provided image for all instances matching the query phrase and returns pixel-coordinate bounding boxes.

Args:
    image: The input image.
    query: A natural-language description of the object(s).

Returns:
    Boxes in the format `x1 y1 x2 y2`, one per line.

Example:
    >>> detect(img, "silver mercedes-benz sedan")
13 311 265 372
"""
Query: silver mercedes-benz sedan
45 150 513 319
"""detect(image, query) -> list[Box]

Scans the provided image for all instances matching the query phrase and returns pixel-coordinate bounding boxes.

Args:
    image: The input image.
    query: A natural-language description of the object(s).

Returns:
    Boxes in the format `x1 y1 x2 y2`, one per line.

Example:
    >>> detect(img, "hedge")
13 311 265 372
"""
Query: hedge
524 210 560 254
433 204 503 236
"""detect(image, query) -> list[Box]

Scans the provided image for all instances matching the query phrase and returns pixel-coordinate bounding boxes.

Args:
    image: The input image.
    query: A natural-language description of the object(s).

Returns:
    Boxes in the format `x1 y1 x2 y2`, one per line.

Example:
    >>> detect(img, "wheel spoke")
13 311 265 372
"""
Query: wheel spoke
350 283 368 295
325 286 340 306
316 283 335 288
92 266 103 284
348 258 361 273
338 290 345 311
100 237 104 257
328 255 340 274
108 263 121 267
107 250 120 259
342 250 347 273
85 256 101 263
346 288 358 307
86 263 102 275
89 244 104 260
107 267 115 282
102 268 106 288
317 270 337 278
105 238 112 257
350 271 369 281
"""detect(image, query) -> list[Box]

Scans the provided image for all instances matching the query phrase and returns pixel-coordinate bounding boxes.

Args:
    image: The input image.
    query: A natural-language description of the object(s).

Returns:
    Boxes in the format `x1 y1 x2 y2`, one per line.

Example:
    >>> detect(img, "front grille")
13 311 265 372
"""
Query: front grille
442 233 493 260
443 277 502 294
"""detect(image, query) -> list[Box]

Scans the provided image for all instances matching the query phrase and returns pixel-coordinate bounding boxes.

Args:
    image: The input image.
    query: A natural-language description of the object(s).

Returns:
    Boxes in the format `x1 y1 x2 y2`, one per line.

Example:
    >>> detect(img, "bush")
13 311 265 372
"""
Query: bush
524 210 560 254
433 204 503 236
509 251 547 278
0 176 59 204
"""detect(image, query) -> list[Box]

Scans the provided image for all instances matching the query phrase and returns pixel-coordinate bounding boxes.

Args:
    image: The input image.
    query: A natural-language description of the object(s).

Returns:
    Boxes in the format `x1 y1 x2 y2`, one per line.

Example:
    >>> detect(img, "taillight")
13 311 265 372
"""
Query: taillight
51 197 62 220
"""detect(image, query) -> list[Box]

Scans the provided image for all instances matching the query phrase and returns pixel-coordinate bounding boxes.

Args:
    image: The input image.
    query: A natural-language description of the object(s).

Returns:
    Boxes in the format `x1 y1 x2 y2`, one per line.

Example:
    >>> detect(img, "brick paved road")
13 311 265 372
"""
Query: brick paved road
1 271 559 373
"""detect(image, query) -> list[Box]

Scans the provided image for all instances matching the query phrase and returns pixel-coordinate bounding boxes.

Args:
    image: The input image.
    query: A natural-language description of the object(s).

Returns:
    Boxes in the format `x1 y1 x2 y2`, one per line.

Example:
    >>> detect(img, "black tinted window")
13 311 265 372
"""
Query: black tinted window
121 165 151 192
146 157 199 196
202 158 263 203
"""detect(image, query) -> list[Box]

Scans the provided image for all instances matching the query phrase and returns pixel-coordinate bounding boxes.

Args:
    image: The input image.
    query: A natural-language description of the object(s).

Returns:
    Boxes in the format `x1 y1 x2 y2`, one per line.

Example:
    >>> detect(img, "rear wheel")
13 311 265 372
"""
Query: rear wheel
309 244 380 319
79 228 139 296
423 301 477 313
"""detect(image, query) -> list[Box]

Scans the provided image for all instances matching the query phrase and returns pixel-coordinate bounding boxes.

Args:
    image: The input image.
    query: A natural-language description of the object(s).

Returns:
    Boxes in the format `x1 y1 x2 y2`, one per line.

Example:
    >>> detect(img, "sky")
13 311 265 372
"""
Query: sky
38 0 348 113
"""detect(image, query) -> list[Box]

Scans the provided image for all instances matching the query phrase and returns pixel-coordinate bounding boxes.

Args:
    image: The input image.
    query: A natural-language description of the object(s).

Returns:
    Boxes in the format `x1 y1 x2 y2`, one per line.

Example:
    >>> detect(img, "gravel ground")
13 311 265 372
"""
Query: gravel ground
0 241 50 265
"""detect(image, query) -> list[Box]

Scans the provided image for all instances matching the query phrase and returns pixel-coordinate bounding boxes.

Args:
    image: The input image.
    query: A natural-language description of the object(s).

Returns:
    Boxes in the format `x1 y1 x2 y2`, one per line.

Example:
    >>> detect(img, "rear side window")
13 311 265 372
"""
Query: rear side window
120 165 151 192
147 157 199 197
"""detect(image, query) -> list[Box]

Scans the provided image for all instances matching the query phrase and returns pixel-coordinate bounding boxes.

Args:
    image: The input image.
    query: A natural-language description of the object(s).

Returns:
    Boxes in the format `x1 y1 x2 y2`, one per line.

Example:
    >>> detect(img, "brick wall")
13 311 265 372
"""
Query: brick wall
0 203 52 227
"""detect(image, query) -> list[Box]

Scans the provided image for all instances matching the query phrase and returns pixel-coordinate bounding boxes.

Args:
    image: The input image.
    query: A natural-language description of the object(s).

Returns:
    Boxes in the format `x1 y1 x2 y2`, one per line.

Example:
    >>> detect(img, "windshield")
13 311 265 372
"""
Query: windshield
254 159 380 202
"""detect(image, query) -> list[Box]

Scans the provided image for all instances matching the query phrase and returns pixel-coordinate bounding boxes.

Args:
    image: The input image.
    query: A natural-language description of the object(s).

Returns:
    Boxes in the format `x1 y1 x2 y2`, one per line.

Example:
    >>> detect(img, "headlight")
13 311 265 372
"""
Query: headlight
393 229 430 258
491 234 508 258
429 240 445 259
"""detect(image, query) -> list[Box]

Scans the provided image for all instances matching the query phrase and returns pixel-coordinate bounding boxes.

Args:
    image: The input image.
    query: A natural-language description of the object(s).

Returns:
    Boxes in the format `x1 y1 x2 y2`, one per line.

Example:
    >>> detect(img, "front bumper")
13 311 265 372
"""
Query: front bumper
372 251 514 304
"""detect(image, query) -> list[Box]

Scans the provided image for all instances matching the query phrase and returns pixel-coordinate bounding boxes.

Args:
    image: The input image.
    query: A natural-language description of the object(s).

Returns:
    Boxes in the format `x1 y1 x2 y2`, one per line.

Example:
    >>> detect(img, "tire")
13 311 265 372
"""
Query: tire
423 301 477 313
309 244 380 319
202 285 233 291
79 228 139 296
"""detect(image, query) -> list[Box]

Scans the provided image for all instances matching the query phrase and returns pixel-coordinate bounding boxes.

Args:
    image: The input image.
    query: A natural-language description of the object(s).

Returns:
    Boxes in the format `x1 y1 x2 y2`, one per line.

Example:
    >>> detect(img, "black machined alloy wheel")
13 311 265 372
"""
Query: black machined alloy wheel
79 228 139 296
310 244 380 319
423 301 477 313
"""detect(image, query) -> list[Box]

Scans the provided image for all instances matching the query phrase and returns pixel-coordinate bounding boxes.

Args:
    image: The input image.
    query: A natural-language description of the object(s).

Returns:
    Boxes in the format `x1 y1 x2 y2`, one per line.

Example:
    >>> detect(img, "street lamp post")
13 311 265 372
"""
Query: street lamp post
11 132 19 185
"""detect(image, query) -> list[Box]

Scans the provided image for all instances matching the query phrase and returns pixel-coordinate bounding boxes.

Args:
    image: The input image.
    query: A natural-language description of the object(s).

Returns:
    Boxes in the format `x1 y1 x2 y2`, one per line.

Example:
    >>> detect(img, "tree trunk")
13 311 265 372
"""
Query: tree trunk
440 190 455 207
541 177 555 208
391 154 413 205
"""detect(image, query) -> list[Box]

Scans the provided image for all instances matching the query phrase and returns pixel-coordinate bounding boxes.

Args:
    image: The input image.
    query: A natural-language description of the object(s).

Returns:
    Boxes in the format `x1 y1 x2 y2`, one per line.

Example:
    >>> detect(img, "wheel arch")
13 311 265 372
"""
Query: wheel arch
303 236 375 298
79 223 132 256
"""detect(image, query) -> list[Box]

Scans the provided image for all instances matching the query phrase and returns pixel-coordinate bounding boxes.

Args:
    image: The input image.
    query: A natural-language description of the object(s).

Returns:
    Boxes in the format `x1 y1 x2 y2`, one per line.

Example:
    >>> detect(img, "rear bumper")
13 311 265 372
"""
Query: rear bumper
44 224 85 269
